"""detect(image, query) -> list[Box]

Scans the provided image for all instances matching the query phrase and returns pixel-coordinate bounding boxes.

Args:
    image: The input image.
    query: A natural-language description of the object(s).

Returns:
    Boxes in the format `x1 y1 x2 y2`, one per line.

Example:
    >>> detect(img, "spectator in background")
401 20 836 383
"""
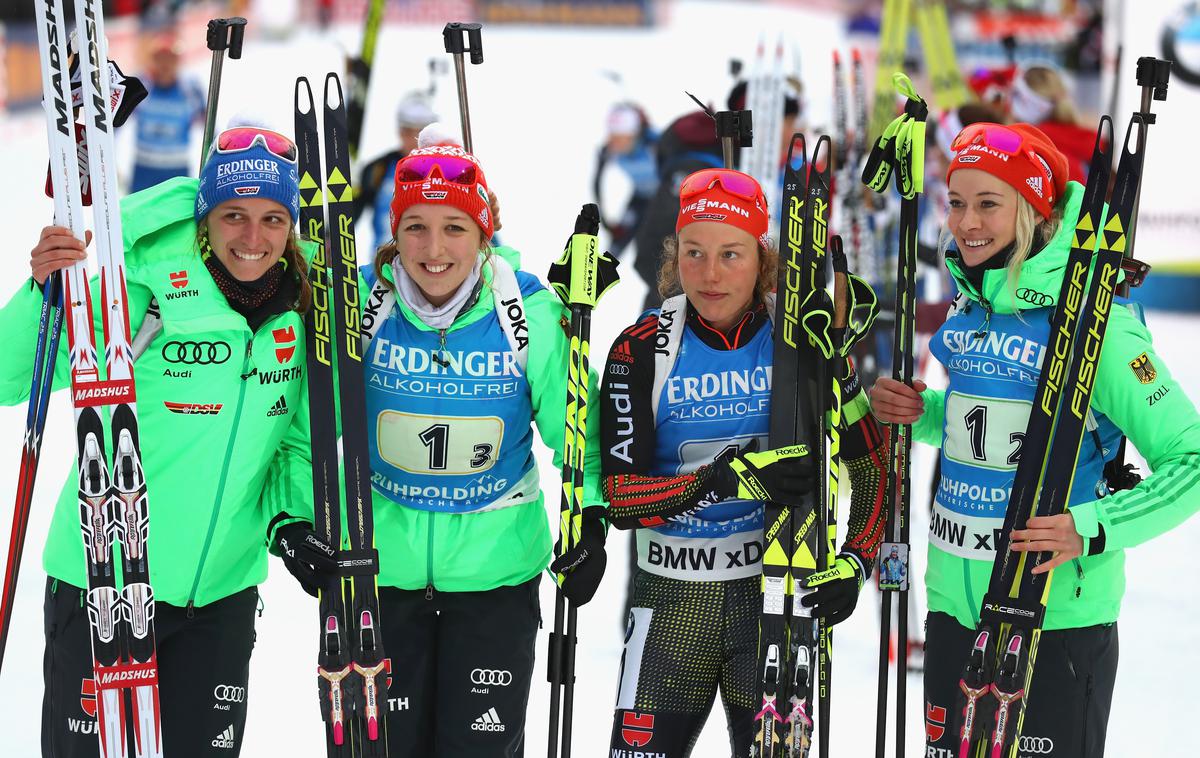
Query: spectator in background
1010 65 1095 184
592 102 658 259
130 36 206 193
353 91 438 252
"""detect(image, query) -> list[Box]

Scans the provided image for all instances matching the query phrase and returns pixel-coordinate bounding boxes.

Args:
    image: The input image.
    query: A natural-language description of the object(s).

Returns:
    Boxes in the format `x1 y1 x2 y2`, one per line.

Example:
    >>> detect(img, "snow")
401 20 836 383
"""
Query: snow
2 2 1199 755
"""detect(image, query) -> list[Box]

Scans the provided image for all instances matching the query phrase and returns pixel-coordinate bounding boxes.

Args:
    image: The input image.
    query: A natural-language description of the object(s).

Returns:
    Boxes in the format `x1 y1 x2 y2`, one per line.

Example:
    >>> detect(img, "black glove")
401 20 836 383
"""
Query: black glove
549 506 608 606
274 521 340 599
799 551 869 627
711 443 815 503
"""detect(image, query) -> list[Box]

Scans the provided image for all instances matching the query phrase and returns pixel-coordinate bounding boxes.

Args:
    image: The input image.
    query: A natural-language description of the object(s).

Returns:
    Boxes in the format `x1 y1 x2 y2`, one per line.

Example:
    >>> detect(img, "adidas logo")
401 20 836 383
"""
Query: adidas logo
1026 175 1044 197
611 341 634 363
266 395 289 417
211 724 236 749
471 706 506 732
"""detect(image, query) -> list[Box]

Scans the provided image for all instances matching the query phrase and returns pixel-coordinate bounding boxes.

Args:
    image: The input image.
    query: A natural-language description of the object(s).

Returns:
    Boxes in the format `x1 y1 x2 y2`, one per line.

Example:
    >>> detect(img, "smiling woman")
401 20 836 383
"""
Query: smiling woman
4 125 314 755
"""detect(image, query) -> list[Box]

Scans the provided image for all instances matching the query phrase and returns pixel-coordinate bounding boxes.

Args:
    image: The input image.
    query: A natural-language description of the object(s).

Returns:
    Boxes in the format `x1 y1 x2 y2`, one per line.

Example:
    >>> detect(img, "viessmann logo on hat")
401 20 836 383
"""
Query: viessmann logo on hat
681 197 751 219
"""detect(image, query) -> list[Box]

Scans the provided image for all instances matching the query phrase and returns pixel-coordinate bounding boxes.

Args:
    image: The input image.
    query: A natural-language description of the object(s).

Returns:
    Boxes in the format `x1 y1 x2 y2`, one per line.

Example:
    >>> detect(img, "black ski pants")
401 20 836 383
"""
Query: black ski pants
380 576 540 758
41 578 258 757
924 611 1118 758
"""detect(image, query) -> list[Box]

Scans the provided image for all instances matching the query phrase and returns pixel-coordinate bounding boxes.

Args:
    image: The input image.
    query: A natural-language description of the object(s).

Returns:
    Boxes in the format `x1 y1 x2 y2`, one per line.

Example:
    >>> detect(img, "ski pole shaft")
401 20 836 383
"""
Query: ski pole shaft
1124 56 1169 274
714 109 752 169
200 17 248 164
443 22 483 153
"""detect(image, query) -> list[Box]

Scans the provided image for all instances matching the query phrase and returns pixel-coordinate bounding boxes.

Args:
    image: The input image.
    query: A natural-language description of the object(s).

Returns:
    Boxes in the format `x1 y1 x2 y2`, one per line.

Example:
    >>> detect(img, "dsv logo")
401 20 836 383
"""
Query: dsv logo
213 685 245 703
162 341 232 365
1016 288 1052 307
1019 736 1055 754
470 669 512 686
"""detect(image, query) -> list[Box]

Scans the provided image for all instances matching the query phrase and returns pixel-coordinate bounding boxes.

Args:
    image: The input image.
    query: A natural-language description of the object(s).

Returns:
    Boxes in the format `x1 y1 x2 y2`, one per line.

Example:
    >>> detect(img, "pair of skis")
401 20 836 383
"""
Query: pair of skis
752 131 860 758
296 73 389 757
953 113 1149 758
25 1 163 756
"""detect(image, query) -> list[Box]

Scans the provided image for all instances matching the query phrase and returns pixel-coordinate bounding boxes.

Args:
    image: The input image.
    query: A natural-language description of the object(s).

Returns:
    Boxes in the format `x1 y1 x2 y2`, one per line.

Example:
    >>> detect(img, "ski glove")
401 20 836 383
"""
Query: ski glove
550 506 608 606
800 551 869 627
274 521 340 599
712 443 815 504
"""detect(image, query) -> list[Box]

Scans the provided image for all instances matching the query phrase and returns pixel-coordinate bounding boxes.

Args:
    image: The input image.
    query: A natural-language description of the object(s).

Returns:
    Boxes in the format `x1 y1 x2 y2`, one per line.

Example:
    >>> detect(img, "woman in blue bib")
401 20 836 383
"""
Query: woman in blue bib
598 168 889 756
275 144 608 757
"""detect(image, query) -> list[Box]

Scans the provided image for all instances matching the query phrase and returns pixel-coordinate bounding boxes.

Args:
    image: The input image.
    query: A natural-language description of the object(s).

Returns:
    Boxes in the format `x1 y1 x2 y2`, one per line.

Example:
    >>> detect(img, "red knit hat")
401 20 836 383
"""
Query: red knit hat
676 168 770 248
946 122 1069 220
389 145 493 239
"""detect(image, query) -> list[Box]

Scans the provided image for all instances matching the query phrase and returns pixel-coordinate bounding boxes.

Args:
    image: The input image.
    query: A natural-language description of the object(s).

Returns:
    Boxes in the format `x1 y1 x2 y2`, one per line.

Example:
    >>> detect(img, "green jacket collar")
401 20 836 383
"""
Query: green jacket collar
944 181 1085 315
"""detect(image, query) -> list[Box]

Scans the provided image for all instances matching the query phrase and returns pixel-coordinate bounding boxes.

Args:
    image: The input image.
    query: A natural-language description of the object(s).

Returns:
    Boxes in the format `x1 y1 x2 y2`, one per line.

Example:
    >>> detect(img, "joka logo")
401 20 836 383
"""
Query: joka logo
471 707 506 732
611 341 634 363
470 669 512 686
272 326 297 364
169 270 188 289
164 401 223 416
621 711 655 747
81 677 97 718
266 395 289 417
212 724 236 749
925 702 947 742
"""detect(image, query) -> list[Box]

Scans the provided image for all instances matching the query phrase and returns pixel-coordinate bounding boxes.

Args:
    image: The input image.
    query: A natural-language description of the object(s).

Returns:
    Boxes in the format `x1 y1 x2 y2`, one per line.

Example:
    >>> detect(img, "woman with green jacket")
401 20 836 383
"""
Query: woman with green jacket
870 122 1200 756
7 128 312 756
271 143 607 757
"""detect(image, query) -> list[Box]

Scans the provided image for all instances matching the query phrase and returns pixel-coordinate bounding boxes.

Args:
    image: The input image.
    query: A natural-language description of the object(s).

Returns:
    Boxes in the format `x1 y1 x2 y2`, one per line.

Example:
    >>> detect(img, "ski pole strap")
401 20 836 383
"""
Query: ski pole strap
861 73 927 199
547 204 620 309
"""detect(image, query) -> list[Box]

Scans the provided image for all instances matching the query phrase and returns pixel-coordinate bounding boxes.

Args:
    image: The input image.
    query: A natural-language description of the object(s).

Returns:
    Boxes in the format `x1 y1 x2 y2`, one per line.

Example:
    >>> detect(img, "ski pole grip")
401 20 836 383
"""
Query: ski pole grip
206 17 247 54
443 22 484 64
1136 56 1171 102
574 204 600 236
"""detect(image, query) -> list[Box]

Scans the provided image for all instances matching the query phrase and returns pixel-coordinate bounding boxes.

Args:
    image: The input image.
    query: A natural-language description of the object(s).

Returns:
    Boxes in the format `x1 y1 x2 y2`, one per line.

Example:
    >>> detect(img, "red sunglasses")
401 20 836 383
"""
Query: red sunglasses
679 168 764 202
950 123 1024 155
215 127 298 163
396 154 479 186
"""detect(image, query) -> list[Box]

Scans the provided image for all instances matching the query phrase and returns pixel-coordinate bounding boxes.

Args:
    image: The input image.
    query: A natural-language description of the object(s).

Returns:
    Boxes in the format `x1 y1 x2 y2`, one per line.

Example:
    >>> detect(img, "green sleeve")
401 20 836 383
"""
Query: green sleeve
912 388 946 447
1069 305 1200 551
0 262 155 405
524 290 605 510
262 376 315 549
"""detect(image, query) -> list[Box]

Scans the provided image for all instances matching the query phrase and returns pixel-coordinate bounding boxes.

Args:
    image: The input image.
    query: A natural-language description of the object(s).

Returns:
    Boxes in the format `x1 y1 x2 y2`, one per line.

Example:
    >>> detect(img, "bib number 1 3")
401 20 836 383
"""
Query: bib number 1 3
378 412 504 475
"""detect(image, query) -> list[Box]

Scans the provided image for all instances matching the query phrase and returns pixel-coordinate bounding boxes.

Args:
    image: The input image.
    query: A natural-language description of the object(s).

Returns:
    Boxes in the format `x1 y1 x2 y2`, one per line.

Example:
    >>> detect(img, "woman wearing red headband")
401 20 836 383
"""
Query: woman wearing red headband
597 167 889 755
871 122 1200 755
5 127 312 756
274 144 607 756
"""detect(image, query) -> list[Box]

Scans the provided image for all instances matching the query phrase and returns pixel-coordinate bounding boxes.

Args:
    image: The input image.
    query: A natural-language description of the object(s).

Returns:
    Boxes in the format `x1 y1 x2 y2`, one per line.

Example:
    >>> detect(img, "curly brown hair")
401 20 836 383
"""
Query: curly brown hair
655 234 779 301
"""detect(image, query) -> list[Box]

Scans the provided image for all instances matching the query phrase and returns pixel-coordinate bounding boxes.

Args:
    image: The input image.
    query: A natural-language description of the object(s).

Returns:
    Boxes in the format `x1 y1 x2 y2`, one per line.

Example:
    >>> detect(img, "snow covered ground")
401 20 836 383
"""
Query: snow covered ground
2 2 1199 755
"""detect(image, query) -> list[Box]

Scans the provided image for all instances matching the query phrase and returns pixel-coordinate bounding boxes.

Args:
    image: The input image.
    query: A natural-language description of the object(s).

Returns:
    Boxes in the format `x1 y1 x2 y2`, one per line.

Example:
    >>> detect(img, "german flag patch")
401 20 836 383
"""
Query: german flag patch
1129 352 1158 384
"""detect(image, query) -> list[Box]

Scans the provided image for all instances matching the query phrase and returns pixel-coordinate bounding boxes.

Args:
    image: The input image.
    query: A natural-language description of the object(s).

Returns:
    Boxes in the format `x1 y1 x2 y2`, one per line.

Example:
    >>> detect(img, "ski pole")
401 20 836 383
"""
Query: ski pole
442 22 484 153
714 108 752 169
200 16 248 164
1124 56 1170 275
545 204 619 758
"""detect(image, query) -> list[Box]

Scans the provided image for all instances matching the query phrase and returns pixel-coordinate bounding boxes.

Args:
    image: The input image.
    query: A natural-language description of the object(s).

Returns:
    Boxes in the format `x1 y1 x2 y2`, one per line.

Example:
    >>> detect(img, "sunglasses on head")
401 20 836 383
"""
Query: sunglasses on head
396 154 479 186
215 127 298 163
679 168 763 202
950 123 1025 156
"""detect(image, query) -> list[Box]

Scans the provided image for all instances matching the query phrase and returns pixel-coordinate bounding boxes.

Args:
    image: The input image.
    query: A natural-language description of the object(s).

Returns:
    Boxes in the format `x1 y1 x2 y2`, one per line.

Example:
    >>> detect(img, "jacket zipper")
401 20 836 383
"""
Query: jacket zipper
425 516 436 600
186 337 254 616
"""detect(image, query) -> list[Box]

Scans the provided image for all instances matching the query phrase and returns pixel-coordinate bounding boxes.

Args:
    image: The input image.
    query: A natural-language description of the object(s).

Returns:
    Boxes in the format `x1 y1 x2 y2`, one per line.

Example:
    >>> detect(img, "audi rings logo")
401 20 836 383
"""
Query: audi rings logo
1016 288 1052 307
470 669 512 686
214 685 246 703
163 341 232 365
1019 736 1055 754
608 363 630 376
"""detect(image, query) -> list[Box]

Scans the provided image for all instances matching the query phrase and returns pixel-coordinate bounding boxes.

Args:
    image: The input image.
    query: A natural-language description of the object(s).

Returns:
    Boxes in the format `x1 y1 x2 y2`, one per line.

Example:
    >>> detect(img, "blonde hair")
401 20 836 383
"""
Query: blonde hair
656 234 778 301
938 193 1062 304
1024 66 1078 124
